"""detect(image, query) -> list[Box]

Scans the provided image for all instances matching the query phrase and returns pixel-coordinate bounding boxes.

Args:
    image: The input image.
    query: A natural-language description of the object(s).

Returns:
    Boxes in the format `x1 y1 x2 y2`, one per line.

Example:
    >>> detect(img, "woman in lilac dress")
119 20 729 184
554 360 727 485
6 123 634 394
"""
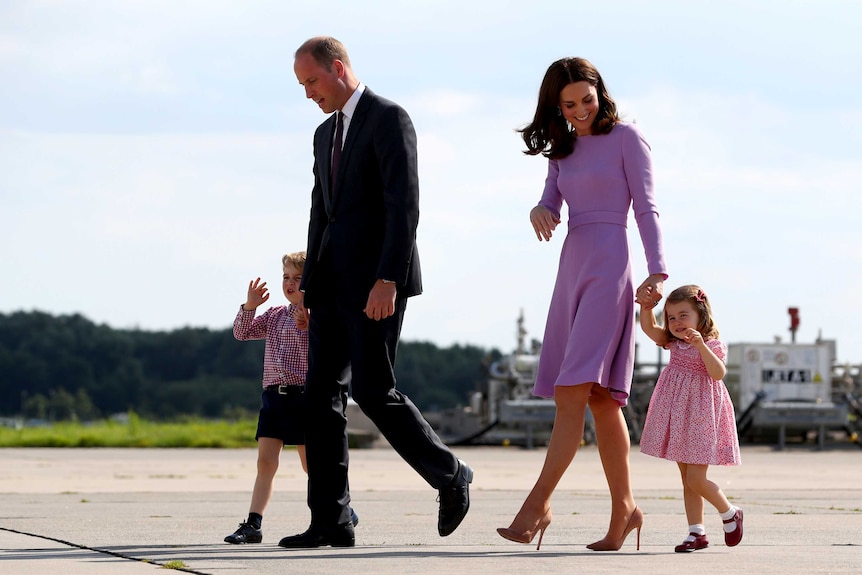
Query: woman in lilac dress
497 57 668 551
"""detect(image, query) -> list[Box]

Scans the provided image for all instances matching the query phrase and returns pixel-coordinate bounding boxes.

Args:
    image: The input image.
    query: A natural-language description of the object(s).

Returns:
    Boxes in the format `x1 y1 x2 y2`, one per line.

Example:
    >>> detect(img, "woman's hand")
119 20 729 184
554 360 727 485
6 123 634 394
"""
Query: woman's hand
530 205 561 242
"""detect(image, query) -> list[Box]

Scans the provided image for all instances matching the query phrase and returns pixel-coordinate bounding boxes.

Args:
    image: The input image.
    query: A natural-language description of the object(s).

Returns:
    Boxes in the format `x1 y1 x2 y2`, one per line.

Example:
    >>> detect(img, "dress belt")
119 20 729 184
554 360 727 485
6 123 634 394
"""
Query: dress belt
567 210 628 230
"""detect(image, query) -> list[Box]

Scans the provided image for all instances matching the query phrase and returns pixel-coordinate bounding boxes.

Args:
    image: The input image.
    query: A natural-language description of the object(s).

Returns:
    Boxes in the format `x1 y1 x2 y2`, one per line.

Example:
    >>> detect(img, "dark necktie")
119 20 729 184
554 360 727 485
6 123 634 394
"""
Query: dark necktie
330 111 344 190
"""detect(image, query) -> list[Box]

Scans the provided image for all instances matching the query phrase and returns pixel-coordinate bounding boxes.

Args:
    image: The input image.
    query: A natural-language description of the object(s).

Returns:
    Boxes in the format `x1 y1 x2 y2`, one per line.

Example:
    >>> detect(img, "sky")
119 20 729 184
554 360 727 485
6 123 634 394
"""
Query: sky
2 0 861 364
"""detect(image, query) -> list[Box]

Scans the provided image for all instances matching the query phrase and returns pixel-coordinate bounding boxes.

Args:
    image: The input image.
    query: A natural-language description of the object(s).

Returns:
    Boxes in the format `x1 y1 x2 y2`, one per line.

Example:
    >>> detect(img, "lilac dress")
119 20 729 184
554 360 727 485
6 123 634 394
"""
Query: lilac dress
532 123 666 406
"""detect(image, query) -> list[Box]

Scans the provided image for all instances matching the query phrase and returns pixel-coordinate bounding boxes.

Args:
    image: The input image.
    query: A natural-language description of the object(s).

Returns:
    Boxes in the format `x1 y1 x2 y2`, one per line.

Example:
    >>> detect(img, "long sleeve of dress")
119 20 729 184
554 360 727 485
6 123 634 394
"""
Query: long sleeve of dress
622 125 667 277
538 159 563 220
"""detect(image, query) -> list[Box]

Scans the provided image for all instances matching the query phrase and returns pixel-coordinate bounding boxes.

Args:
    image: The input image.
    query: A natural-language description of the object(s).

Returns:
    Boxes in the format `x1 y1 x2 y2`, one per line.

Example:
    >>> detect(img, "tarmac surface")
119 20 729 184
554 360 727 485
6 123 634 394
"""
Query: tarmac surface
1 444 861 574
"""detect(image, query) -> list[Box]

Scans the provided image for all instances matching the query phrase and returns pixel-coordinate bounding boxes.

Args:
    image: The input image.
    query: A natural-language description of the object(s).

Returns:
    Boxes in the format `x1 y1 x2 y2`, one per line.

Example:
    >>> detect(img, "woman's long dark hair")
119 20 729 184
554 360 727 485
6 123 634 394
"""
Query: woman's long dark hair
519 57 619 159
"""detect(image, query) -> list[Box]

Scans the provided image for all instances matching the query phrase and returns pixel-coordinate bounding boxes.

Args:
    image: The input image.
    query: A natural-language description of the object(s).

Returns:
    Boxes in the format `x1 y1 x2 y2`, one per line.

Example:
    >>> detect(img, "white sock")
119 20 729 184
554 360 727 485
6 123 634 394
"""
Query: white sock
720 506 737 533
685 524 706 542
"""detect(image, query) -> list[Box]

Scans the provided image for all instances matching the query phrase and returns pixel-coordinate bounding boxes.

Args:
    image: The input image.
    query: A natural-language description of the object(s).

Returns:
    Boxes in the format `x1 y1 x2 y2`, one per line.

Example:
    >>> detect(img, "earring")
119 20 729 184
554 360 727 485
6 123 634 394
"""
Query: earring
557 107 562 116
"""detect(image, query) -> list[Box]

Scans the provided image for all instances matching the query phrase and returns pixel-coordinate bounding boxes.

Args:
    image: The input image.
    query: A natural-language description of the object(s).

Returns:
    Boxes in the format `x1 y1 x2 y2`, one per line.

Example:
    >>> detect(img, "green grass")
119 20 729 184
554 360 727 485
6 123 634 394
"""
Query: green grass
0 413 259 448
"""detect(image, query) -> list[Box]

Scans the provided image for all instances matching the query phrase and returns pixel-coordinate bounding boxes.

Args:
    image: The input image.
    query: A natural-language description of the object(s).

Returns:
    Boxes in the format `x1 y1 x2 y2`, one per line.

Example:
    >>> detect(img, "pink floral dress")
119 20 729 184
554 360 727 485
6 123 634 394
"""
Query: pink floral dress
639 338 741 465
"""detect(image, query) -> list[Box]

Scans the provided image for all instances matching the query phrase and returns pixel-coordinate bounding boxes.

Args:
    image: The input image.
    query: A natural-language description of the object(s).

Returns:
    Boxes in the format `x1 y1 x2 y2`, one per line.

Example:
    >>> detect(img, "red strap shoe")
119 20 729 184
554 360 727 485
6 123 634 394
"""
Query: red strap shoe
674 533 709 553
723 508 744 547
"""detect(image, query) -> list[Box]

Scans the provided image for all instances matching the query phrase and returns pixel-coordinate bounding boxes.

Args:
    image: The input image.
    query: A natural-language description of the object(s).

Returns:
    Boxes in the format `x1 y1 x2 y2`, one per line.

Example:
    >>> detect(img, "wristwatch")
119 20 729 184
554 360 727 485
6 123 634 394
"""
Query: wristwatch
381 279 395 284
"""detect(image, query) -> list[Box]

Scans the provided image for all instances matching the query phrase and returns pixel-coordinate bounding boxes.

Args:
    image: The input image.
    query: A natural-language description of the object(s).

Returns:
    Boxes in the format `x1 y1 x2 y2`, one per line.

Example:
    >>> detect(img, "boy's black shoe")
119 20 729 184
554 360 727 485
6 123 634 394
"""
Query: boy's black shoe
224 521 263 544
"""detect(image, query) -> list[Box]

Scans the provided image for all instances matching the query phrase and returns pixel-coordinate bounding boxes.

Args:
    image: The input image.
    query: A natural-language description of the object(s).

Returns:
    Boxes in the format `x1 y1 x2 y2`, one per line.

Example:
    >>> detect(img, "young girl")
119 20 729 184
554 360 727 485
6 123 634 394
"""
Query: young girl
636 285 743 552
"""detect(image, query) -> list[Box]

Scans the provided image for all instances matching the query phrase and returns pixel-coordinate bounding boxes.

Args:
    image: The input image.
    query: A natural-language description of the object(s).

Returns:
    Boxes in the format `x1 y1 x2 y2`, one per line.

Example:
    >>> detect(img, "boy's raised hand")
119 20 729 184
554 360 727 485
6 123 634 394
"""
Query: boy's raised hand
244 277 270 310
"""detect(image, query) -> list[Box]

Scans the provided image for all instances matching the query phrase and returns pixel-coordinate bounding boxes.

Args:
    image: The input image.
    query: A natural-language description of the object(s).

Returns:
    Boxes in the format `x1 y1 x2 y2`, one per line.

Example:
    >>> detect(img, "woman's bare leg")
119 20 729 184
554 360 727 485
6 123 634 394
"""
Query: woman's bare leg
589 387 639 539
505 383 592 530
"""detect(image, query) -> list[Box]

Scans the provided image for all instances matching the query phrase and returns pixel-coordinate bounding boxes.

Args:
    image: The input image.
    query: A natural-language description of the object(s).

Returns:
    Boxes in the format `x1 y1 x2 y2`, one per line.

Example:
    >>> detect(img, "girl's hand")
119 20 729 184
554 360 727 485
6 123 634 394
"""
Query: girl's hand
530 205 561 242
683 328 705 347
244 277 270 310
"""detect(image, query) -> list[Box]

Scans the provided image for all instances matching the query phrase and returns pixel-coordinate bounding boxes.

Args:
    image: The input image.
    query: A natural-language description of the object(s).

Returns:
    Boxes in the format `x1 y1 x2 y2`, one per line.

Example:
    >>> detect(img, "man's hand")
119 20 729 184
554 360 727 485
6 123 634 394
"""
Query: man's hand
364 279 396 320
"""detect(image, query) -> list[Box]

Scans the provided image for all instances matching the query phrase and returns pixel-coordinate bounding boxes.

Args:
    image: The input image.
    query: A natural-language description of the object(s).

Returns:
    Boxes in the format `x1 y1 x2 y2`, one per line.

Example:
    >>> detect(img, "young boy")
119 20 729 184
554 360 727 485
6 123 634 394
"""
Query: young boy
224 251 357 544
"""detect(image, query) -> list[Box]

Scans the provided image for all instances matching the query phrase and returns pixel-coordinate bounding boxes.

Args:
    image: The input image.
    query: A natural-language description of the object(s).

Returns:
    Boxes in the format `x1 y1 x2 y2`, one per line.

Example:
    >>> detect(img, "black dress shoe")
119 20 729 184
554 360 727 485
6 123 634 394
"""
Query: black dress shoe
438 458 473 536
278 523 355 548
350 507 359 527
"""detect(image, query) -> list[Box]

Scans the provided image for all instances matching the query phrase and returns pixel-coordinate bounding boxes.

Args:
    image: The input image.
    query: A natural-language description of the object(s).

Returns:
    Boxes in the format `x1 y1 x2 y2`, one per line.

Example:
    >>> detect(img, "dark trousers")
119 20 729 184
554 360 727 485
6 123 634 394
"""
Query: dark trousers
304 298 458 528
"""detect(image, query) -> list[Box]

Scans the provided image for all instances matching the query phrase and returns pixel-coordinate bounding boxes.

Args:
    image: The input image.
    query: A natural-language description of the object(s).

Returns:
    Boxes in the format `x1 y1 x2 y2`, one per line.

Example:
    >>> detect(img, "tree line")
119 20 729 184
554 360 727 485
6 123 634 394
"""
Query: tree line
0 311 501 422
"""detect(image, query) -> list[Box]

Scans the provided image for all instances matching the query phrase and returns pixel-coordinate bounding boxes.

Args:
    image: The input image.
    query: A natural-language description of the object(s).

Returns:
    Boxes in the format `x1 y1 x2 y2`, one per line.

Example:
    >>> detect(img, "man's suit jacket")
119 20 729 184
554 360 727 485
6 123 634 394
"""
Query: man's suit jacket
300 87 422 311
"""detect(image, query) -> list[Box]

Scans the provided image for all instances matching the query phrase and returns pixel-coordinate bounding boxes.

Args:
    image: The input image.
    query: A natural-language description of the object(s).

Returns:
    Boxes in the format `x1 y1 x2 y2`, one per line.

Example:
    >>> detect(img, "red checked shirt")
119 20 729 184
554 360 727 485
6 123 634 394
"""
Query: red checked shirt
233 304 308 388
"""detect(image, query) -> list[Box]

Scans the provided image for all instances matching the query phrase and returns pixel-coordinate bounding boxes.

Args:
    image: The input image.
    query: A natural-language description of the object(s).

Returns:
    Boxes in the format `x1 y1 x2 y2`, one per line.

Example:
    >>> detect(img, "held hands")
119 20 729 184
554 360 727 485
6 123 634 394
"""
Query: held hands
293 304 309 331
635 274 665 309
244 277 270 310
364 279 397 321
530 205 561 242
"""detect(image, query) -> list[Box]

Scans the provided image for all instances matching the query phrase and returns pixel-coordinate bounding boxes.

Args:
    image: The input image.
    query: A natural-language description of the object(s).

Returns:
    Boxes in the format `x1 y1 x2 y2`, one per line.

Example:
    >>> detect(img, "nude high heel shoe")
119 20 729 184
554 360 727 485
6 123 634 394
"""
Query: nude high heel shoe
586 506 643 551
496 510 553 550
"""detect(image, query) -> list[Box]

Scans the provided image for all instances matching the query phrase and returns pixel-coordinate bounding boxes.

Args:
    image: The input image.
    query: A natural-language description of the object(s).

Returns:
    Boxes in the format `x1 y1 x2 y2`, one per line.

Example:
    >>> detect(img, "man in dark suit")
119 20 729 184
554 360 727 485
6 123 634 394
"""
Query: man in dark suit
278 36 473 549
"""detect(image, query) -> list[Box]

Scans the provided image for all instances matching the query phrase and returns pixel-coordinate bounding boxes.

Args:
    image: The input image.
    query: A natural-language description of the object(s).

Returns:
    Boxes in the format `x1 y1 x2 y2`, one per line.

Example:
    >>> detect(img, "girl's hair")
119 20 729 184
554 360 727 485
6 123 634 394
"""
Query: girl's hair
661 284 720 344
519 57 619 159
282 251 306 271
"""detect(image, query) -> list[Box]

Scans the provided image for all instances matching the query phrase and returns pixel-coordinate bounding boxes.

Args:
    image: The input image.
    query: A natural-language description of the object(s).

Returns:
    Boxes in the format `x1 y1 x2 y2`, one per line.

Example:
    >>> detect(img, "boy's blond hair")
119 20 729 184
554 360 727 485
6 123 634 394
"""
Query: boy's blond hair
282 251 306 271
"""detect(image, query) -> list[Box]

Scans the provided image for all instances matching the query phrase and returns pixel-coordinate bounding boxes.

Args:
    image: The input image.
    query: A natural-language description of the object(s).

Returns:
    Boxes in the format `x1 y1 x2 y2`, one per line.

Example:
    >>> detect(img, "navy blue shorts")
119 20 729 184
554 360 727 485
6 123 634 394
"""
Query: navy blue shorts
255 385 307 445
